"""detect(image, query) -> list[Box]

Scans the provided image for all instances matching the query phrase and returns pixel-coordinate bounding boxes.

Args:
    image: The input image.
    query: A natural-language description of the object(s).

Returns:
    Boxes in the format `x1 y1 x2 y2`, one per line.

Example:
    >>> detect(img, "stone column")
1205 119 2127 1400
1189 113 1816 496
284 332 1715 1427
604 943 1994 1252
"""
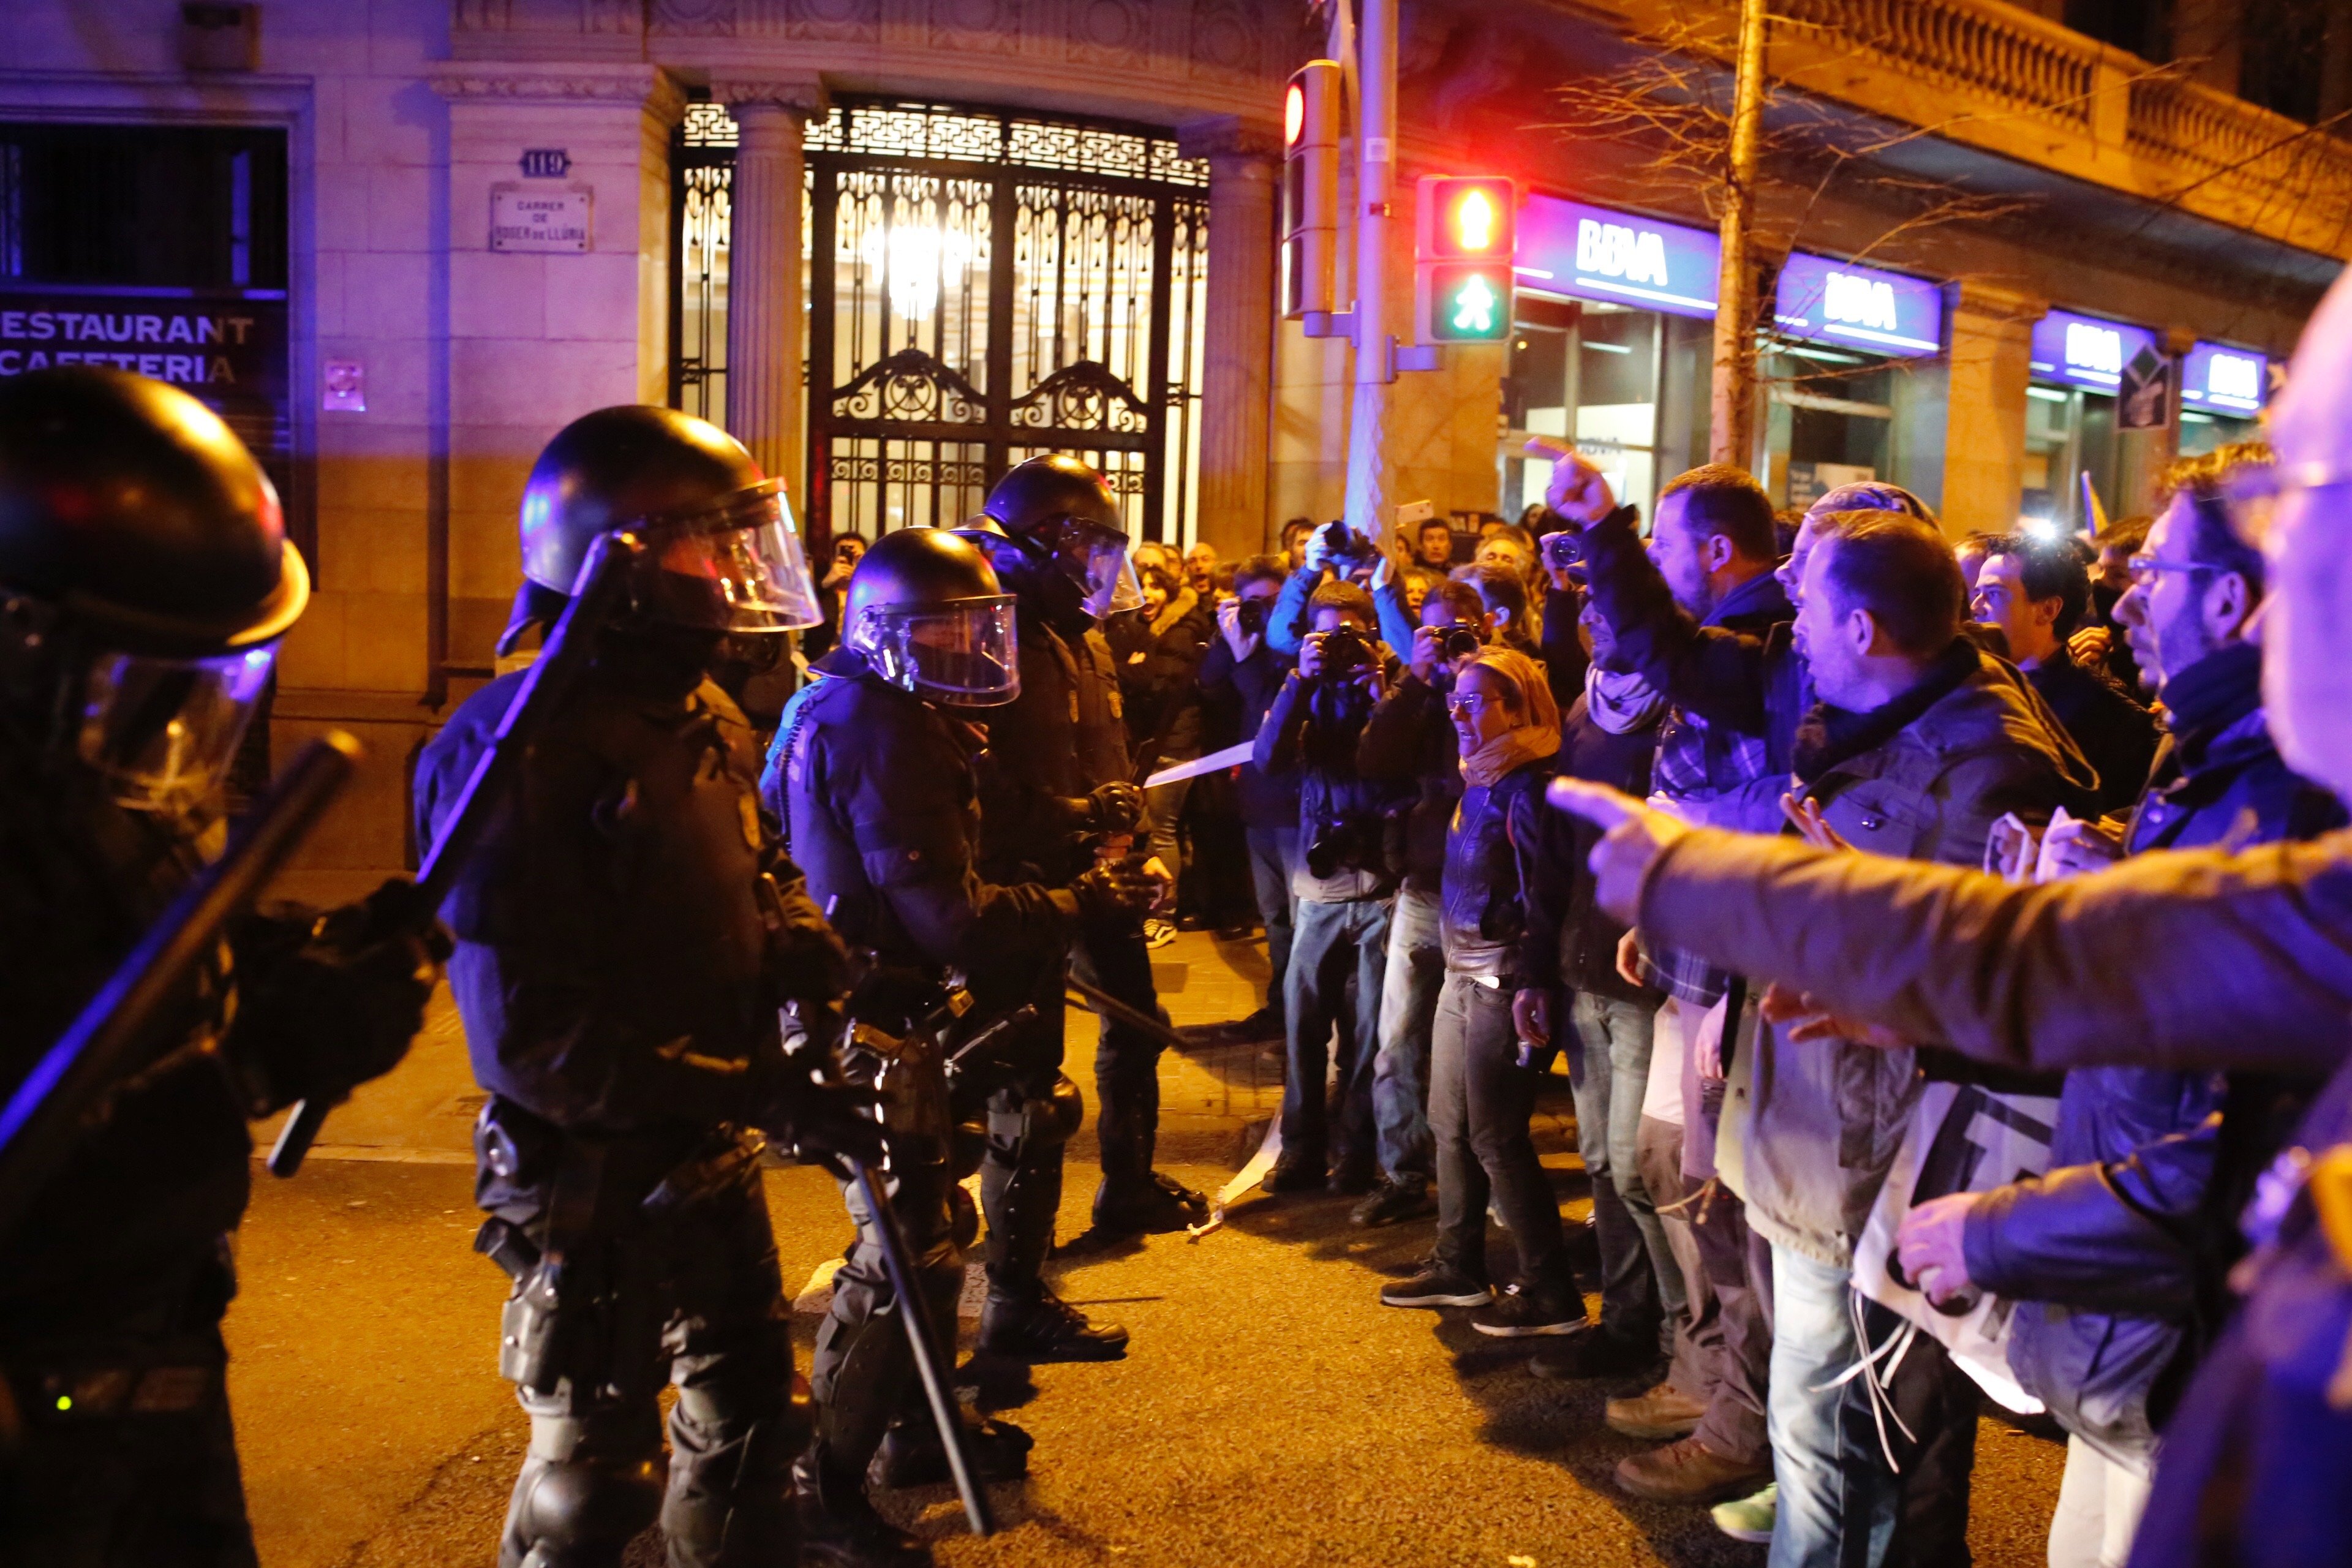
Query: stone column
1940 279 2046 538
715 77 827 517
1181 118 1281 560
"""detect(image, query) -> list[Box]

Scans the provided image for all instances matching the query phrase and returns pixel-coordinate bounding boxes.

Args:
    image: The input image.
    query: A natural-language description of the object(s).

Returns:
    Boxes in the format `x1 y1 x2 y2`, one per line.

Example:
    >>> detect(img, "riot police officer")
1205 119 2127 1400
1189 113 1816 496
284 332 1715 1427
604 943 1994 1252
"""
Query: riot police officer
764 527 1158 1564
0 368 443 1564
416 405 865 1568
965 456 1209 1269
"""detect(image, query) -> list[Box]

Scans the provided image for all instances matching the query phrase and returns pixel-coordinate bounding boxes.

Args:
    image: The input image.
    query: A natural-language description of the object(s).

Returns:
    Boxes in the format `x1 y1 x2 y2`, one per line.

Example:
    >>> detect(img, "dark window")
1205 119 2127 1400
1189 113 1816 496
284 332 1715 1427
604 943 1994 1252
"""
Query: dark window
0 123 288 288
2064 0 2172 62
2239 0 2329 123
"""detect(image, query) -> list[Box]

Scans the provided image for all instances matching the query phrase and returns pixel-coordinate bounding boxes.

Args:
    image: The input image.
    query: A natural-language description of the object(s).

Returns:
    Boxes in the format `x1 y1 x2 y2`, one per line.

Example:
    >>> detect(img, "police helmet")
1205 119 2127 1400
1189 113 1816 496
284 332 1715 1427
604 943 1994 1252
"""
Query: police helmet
979 454 1141 618
842 527 1020 707
514 405 821 640
0 368 303 814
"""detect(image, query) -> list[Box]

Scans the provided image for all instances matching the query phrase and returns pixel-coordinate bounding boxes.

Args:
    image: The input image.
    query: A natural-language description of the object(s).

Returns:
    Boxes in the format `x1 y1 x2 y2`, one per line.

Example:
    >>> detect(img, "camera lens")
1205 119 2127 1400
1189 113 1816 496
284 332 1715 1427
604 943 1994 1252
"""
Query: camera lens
1443 628 1482 659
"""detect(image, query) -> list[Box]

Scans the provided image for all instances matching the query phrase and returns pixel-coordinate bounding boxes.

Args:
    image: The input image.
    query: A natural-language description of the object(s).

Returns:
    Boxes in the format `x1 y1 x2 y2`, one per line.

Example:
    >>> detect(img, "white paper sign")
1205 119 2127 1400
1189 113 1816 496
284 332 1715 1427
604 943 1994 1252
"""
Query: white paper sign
490 185 591 253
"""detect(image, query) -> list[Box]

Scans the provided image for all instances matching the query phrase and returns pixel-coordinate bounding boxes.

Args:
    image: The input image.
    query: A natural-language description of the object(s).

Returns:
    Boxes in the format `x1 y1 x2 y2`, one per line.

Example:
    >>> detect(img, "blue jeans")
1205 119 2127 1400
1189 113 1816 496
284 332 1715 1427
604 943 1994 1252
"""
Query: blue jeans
1569 992 1683 1346
1430 973 1569 1292
1371 885 1444 1185
1280 895 1392 1173
1768 1245 1894 1568
1245 824 1298 1017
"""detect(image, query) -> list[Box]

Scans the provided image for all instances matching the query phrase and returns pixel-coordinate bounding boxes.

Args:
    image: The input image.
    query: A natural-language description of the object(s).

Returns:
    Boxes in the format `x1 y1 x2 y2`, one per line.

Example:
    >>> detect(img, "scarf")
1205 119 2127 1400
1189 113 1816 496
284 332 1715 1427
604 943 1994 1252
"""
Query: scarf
1148 585 1199 639
1585 663 1668 735
1791 638 1980 785
1459 647 1562 787
2160 639 2261 750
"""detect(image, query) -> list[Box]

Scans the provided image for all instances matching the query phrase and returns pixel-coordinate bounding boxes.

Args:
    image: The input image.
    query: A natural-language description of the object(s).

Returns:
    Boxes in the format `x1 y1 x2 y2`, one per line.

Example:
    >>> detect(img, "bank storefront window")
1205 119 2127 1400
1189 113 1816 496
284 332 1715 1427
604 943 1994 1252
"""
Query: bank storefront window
1503 196 1717 519
1765 252 1942 508
2179 341 2269 457
2024 309 2161 528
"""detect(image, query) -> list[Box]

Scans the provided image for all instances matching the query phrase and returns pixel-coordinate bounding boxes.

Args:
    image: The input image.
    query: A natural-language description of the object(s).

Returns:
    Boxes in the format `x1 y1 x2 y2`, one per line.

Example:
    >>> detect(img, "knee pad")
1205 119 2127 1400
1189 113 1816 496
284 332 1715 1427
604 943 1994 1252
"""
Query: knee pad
505 1453 663 1568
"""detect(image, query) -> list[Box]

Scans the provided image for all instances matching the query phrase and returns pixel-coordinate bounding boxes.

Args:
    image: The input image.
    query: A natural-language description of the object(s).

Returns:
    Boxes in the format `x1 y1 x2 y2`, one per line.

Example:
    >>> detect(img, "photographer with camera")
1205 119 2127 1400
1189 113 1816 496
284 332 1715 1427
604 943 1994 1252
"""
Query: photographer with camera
1347 578 1498 1226
1536 522 1594 713
1262 518 1420 662
801 529 870 662
1194 556 1300 1042
1253 579 1411 1194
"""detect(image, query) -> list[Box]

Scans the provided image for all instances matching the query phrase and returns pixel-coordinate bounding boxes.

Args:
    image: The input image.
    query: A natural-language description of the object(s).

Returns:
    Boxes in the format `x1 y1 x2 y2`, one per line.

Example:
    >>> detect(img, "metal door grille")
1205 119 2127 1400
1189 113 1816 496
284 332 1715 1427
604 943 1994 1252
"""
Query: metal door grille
670 99 1208 547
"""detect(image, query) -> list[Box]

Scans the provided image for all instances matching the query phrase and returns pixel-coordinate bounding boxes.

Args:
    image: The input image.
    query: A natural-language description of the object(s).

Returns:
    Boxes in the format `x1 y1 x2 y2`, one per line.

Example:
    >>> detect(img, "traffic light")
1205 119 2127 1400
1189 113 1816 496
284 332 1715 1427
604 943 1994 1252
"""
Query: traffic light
1415 175 1517 344
1282 60 1342 320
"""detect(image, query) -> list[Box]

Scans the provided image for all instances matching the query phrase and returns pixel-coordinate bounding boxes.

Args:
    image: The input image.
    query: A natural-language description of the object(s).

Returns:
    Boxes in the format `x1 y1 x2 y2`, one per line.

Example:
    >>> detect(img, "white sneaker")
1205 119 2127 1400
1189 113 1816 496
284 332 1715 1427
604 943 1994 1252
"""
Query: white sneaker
1144 918 1176 949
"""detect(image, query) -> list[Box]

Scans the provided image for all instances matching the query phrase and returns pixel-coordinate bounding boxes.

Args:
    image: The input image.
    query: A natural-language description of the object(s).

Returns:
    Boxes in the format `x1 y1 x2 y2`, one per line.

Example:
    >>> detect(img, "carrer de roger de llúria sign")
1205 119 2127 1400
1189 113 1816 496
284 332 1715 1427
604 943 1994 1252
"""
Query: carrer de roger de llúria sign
491 184 592 253
0 286 289 459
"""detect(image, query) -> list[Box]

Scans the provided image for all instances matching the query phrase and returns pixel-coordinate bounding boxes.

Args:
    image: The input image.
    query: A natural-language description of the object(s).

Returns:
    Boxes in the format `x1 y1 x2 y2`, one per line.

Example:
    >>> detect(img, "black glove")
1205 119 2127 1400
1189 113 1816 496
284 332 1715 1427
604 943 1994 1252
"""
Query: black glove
222 877 453 1115
1077 782 1147 837
1071 858 1159 922
765 1077 888 1178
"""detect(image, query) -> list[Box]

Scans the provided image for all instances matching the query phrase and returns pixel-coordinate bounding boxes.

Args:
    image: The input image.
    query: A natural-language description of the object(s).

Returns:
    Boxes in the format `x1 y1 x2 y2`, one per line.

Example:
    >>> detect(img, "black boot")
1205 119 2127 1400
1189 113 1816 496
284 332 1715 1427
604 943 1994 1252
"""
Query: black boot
871 1413 1033 1490
1091 1169 1210 1235
976 1285 1129 1362
794 1448 932 1568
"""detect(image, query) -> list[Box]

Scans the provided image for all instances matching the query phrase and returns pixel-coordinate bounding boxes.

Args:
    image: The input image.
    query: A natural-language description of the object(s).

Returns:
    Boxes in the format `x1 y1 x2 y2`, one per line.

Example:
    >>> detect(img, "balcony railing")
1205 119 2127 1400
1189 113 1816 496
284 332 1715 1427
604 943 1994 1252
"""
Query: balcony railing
1583 0 2352 260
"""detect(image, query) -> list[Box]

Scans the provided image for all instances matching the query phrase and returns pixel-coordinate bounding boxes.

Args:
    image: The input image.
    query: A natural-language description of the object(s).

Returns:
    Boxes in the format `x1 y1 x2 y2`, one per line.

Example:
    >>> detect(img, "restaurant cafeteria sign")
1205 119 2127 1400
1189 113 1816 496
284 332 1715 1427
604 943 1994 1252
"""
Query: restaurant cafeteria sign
1773 252 1943 357
1516 195 1721 320
0 286 291 458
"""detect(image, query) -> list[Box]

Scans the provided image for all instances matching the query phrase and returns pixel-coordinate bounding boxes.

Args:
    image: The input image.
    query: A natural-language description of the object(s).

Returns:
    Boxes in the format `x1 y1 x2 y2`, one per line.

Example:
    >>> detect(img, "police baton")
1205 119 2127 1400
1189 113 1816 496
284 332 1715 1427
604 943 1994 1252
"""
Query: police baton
846 1155 996 1536
0 731 363 1238
268 530 647 1177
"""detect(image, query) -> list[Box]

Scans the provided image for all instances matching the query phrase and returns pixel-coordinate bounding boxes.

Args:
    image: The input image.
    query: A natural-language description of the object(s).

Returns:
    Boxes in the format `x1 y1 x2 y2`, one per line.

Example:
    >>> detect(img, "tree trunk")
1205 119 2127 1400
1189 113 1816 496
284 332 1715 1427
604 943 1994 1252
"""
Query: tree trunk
1710 0 1768 469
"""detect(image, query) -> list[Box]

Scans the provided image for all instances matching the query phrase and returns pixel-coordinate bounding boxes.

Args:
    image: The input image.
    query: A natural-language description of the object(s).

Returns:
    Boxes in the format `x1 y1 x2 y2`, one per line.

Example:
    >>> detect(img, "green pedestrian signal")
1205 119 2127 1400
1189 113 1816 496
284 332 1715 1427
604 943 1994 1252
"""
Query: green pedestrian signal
1426 262 1512 342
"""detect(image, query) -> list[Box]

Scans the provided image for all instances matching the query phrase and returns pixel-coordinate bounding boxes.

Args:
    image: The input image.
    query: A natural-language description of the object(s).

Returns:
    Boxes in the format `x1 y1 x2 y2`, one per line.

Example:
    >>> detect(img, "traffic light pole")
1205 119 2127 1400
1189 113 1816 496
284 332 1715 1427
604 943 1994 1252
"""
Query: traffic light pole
1342 0 1399 540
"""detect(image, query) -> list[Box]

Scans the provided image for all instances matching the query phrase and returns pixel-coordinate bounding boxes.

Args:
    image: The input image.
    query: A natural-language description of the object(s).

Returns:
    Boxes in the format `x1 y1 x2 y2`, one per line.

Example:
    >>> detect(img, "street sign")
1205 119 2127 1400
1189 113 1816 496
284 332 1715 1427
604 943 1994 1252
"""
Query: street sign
1415 176 1516 345
490 185 592 253
519 148 571 179
2118 344 2173 430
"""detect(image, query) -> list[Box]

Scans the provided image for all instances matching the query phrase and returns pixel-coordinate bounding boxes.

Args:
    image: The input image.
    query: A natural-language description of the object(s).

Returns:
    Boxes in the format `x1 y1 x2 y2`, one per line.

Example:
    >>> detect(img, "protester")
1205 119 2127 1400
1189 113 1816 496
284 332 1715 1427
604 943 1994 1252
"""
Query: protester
1185 539 1223 601
1196 556 1299 1042
2071 516 2149 692
1379 650 1574 1333
1416 514 1458 571
1455 561 1540 658
1117 556 1216 947
1973 530 2160 815
1476 523 1537 589
1282 516 1316 573
1254 579 1406 1193
1955 529 2002 595
802 527 870 660
1352 578 1494 1227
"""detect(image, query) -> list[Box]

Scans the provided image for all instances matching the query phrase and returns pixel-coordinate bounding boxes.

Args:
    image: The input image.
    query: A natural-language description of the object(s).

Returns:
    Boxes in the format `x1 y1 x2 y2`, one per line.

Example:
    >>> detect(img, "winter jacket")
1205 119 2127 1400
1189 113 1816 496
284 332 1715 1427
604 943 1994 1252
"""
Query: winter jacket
1441 756 1554 976
1199 633 1297 831
1518 691 1664 1004
1964 639 2345 1466
2026 644 2160 817
1624 806 2352 1568
1717 640 2097 1266
1263 563 1419 660
1253 664 1410 903
1110 587 1214 774
1355 672 1460 895
974 605 1130 884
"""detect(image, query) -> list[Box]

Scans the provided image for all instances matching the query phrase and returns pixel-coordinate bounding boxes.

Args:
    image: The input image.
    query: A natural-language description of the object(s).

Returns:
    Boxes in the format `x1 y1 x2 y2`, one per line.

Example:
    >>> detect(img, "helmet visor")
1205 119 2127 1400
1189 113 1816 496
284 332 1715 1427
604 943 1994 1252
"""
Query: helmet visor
847 597 1021 706
1057 519 1143 619
641 480 824 633
77 644 276 816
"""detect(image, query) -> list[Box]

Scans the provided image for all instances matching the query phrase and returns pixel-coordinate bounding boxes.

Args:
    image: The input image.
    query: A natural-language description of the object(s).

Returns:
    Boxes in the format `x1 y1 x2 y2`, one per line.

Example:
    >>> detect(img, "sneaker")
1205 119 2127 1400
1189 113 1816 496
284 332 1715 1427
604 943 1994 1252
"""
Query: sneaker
1613 1436 1772 1506
1469 1283 1585 1338
1605 1381 1707 1440
1528 1321 1654 1379
1711 1481 1779 1542
1379 1262 1492 1309
1144 918 1177 949
976 1287 1129 1362
1349 1177 1433 1227
872 1414 1033 1490
1264 1152 1326 1193
1325 1161 1376 1197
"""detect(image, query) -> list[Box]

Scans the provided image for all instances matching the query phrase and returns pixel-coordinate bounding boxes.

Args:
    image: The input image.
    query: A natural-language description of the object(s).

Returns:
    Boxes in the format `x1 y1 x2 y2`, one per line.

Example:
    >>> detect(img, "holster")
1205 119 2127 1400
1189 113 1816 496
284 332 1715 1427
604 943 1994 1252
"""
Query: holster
496 1137 609 1397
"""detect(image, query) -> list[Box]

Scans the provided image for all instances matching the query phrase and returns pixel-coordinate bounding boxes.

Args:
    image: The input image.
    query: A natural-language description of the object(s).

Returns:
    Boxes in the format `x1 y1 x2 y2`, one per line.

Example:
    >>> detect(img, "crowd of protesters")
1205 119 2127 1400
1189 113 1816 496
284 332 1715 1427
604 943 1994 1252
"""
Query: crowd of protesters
775 285 2352 1568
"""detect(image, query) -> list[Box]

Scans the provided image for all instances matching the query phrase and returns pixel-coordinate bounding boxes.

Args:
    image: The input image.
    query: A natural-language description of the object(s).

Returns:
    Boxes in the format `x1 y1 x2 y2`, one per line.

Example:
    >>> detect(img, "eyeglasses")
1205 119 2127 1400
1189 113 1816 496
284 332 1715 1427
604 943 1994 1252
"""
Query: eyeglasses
1444 692 1496 715
2125 554 2212 586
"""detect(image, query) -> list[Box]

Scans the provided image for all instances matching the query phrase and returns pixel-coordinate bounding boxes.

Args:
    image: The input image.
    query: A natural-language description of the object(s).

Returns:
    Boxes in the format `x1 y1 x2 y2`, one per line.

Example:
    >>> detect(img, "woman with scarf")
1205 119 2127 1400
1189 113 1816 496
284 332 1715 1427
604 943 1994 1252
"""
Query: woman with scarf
1377 649 1577 1335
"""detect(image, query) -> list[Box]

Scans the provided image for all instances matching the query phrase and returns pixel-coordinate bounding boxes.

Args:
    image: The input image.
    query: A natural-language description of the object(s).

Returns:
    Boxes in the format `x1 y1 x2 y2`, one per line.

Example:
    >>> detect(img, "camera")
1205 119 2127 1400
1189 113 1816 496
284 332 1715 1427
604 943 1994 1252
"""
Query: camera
1235 597 1270 637
1540 528 1585 572
1316 624 1373 677
1305 818 1378 881
1318 519 1382 571
1440 626 1483 660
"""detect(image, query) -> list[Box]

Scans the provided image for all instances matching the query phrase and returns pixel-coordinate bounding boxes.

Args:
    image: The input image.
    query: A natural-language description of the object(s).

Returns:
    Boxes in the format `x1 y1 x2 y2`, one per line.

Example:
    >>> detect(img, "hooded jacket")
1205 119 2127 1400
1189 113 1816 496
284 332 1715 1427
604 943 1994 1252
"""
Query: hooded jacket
1718 641 2098 1266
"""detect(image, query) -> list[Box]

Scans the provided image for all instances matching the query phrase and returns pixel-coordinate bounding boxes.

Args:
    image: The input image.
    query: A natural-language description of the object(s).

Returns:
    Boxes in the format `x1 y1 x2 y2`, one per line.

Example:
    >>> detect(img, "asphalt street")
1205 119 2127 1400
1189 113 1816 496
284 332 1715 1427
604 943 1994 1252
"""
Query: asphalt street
230 930 2064 1568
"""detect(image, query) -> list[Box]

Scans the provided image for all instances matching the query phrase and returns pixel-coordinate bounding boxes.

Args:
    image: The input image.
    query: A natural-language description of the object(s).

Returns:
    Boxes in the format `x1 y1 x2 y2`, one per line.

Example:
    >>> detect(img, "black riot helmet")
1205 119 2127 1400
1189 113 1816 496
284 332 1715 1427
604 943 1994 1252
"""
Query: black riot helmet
0 367 304 815
842 527 1019 706
506 405 821 653
979 454 1141 619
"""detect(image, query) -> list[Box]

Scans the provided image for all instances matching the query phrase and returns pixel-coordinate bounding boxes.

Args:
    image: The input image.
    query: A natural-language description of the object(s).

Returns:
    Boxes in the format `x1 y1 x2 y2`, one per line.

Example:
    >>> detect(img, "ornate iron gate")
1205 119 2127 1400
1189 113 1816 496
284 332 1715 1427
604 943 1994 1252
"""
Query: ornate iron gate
670 99 1208 546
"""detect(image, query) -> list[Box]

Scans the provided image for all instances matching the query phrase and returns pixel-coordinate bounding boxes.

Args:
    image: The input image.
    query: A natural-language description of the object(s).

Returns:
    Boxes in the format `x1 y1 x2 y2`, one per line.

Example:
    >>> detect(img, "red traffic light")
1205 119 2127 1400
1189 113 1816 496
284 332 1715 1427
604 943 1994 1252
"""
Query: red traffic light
1421 176 1517 260
1285 82 1305 148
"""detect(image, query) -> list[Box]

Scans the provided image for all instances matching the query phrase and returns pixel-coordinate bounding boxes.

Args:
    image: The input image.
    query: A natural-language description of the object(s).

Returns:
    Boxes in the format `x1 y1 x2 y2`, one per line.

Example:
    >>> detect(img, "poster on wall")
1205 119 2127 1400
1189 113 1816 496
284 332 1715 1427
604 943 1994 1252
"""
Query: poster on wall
0 284 292 491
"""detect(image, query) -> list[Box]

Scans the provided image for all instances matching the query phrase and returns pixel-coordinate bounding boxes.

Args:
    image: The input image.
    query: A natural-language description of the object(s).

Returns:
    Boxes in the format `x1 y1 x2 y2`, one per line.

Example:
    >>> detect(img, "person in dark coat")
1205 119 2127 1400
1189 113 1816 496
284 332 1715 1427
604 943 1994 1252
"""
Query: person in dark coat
1972 530 2160 816
1112 556 1215 946
1194 556 1299 1040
